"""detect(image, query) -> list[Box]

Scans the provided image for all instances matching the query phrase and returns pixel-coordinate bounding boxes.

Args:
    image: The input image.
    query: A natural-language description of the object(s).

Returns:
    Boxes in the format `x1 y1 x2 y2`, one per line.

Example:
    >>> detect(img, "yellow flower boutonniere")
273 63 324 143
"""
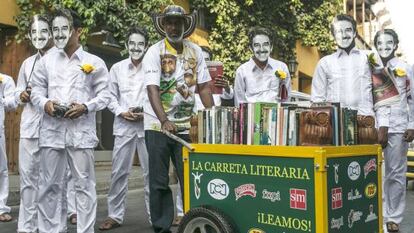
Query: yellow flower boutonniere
394 68 407 77
367 53 380 68
80 64 95 74
275 69 287 80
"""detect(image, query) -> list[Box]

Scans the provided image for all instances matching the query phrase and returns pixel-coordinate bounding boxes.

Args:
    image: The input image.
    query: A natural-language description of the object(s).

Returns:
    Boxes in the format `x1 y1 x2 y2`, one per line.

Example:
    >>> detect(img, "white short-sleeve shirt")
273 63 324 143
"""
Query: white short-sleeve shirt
143 39 211 132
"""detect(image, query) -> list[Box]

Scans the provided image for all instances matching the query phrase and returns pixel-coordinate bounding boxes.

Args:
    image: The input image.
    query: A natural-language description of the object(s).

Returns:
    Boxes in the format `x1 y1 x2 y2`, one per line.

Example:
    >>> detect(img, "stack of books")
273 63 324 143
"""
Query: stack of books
196 102 366 146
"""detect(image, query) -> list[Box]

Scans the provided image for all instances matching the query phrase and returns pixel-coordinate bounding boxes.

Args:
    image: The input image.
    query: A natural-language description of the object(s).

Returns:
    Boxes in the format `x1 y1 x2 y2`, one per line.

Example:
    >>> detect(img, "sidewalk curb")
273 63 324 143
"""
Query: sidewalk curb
7 166 145 206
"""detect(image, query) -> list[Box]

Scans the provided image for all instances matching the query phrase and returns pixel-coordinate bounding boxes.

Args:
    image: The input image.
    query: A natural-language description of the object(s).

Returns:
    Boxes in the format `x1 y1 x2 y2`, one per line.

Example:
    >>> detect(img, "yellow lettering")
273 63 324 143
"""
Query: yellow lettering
302 169 310 180
290 167 297 179
192 161 203 171
241 164 248 174
275 166 281 177
204 162 211 171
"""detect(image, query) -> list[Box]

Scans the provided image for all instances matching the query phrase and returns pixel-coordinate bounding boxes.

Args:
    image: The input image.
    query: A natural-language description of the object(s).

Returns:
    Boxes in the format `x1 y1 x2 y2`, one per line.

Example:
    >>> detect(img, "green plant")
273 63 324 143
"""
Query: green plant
15 0 172 46
191 0 341 79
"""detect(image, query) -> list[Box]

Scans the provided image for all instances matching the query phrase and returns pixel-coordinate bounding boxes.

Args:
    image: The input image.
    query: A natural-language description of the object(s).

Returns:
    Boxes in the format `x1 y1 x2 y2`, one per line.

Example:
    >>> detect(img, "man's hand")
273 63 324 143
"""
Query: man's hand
121 111 143 122
378 126 389 149
131 112 144 121
404 129 414 142
162 119 177 134
20 90 31 103
64 103 87 119
44 100 57 117
214 75 231 93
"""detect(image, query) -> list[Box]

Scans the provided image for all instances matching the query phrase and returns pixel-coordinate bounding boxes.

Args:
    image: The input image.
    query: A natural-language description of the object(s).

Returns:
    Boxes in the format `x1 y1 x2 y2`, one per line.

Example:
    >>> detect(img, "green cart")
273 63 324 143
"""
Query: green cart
178 144 383 233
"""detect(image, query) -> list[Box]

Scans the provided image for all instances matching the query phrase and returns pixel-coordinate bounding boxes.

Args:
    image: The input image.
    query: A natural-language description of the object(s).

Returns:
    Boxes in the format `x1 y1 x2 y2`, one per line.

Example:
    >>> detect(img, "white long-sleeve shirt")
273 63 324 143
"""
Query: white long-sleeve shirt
311 48 394 128
311 48 376 116
234 57 291 107
31 47 110 149
377 57 414 133
0 73 18 131
15 48 56 139
107 58 146 137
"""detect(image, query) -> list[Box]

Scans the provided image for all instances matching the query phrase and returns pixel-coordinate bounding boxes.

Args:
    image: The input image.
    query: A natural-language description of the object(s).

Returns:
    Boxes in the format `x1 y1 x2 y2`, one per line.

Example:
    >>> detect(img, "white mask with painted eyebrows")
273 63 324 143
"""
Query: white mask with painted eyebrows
30 19 50 50
376 33 396 59
127 33 146 61
252 34 272 62
52 16 72 49
333 20 355 49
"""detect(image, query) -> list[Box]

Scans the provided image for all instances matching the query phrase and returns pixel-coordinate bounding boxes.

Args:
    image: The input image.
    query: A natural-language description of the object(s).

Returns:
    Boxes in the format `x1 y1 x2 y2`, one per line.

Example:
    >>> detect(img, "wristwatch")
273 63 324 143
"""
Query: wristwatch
82 104 89 114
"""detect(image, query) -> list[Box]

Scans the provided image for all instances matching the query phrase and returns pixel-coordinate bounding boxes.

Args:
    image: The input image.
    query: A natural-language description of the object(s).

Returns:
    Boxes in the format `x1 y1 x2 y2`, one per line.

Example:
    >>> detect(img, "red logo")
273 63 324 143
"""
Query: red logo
234 184 257 201
331 187 343 209
364 159 377 178
290 188 307 210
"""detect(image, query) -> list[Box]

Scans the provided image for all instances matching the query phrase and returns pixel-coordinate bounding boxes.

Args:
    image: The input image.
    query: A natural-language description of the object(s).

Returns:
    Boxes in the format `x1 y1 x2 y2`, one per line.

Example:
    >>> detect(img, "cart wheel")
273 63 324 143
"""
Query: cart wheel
177 206 236 233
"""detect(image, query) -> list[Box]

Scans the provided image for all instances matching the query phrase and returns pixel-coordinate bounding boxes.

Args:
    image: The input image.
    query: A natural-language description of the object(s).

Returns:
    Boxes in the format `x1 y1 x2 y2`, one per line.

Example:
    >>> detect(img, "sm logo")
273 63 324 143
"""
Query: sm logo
290 188 307 210
331 187 343 209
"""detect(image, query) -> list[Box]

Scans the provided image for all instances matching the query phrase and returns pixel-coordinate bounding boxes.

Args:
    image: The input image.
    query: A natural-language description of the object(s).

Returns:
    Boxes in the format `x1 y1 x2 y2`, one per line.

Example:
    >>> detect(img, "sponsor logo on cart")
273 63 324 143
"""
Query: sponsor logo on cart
348 161 361 181
347 189 362 201
331 216 344 230
207 179 229 200
364 158 377 178
333 164 339 184
262 189 281 202
347 209 363 228
365 204 378 223
331 187 343 209
235 184 257 200
364 183 377 199
290 188 307 210
248 228 265 233
192 172 203 200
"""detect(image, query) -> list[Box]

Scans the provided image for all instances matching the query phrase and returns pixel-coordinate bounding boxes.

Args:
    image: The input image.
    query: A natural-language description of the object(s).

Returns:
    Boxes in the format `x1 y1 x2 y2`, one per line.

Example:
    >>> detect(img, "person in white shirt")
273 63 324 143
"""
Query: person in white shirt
0 73 18 223
193 46 233 110
98 26 151 231
311 14 375 116
143 5 214 233
234 26 291 107
14 14 56 232
374 29 414 233
31 9 110 233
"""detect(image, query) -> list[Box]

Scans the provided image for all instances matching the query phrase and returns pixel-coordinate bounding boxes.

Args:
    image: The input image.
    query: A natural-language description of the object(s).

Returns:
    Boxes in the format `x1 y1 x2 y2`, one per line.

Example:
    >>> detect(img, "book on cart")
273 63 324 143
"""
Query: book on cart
195 102 375 146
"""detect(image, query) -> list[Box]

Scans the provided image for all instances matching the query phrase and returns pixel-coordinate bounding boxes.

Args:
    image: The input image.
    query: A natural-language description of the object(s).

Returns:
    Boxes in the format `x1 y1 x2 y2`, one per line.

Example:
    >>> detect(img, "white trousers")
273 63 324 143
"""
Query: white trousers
38 147 96 233
17 138 41 232
176 183 183 217
0 134 10 215
59 167 77 233
383 133 408 224
107 135 150 223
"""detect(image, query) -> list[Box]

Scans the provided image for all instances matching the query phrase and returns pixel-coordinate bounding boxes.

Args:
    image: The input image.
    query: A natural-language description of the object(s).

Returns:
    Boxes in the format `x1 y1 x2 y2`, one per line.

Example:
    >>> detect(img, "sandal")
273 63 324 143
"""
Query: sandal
386 221 399 232
69 214 77 225
0 213 12 222
172 216 183 226
98 217 121 231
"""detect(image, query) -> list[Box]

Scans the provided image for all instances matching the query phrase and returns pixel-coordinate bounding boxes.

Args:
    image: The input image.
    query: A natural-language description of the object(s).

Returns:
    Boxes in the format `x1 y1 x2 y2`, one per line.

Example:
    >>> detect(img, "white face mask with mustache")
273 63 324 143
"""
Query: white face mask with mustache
251 34 272 62
127 33 146 61
30 19 50 50
333 20 356 49
52 16 72 49
376 33 396 59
